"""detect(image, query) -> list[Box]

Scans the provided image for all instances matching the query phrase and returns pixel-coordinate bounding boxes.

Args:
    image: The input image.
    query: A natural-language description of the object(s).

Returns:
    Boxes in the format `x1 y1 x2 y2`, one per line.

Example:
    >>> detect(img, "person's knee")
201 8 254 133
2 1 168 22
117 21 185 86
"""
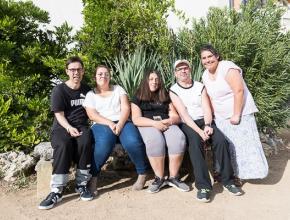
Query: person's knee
147 144 165 157
212 130 229 149
188 135 202 149
213 138 229 151
145 135 164 148
167 134 186 154
147 138 165 155
78 132 93 147
91 124 113 139
53 139 73 155
93 138 115 158
122 137 144 154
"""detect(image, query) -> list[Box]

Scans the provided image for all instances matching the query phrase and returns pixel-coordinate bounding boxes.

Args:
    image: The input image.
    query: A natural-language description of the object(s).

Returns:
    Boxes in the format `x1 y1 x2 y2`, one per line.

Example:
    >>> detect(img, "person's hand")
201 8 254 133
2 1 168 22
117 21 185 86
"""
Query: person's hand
204 125 213 136
108 122 117 134
161 119 172 127
198 129 210 141
153 121 169 132
68 126 82 137
230 114 241 125
115 122 124 136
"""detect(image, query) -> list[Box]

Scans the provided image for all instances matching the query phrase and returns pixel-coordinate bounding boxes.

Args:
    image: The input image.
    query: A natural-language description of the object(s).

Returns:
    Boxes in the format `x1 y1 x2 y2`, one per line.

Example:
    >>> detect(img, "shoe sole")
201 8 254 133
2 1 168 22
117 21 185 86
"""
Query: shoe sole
223 186 242 196
167 182 190 192
196 197 210 203
80 196 94 201
38 197 63 210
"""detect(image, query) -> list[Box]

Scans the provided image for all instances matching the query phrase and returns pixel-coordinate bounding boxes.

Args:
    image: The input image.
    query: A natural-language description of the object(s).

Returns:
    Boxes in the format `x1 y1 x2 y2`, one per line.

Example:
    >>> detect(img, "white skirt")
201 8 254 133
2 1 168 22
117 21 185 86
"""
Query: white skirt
215 114 268 179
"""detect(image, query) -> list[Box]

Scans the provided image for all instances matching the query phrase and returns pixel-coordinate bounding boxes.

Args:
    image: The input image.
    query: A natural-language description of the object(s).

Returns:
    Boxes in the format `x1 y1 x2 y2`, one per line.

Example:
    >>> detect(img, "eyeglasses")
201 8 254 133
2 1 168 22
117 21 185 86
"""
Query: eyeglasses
96 72 110 77
68 68 83 73
176 66 189 72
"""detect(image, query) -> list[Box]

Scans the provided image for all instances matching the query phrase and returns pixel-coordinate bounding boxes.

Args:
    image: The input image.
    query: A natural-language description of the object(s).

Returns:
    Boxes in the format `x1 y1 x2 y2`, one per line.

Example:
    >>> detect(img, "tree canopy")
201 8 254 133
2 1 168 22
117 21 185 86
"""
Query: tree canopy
0 0 72 152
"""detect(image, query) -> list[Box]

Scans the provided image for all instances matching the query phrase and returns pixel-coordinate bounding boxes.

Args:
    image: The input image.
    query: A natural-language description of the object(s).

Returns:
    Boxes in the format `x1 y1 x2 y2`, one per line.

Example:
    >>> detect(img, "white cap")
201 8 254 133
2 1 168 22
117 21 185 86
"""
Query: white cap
174 59 190 70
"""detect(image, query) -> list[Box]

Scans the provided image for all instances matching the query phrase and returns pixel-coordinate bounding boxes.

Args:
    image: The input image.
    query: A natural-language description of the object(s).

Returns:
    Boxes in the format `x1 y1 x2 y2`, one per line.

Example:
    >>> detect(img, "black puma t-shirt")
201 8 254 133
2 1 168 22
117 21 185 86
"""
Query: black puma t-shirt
51 82 91 130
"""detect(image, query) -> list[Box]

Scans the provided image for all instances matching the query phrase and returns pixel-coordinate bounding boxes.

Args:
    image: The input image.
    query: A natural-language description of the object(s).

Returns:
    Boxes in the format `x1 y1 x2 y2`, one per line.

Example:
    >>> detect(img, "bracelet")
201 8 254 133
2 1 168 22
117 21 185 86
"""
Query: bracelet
66 126 71 133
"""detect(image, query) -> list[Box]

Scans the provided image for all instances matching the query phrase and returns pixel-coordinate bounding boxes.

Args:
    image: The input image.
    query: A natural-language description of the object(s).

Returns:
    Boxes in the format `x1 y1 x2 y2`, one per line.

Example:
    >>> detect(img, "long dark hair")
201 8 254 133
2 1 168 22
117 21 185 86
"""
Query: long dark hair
200 44 223 61
135 69 169 103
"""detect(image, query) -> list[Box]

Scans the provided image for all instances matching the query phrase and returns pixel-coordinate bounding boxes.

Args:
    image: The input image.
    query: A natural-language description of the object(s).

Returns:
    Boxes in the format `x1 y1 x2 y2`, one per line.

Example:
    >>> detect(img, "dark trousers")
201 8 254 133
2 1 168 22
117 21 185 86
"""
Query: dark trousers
180 119 234 190
51 126 93 174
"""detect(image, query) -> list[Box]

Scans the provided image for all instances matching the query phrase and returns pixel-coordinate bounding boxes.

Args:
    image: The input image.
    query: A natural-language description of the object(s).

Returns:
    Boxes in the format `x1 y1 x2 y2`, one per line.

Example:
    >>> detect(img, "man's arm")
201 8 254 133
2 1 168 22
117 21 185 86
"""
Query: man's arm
54 112 82 137
169 91 208 141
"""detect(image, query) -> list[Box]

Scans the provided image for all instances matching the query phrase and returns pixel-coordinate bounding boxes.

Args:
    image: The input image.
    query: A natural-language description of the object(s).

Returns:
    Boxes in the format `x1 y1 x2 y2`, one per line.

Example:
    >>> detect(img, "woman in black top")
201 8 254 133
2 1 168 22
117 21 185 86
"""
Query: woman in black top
131 70 189 193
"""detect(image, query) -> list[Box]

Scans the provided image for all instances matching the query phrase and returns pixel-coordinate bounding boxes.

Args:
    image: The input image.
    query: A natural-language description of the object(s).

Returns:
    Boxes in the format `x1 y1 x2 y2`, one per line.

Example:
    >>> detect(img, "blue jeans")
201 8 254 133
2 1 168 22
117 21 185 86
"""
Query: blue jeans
90 121 149 176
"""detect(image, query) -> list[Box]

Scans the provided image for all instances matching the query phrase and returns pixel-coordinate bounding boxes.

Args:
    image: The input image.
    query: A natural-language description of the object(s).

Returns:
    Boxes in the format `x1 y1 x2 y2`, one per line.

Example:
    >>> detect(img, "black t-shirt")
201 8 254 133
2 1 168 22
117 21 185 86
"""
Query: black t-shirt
51 82 91 130
131 96 170 120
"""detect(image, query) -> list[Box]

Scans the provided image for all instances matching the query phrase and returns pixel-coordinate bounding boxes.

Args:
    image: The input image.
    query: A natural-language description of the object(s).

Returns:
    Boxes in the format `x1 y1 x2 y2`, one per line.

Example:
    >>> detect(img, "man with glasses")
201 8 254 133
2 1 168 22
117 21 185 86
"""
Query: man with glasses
170 60 242 202
39 56 93 210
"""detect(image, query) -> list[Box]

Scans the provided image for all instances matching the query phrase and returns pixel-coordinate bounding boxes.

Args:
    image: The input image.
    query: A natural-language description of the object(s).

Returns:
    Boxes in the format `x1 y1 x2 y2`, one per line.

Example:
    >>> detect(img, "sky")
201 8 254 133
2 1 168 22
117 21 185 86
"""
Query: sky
31 0 229 32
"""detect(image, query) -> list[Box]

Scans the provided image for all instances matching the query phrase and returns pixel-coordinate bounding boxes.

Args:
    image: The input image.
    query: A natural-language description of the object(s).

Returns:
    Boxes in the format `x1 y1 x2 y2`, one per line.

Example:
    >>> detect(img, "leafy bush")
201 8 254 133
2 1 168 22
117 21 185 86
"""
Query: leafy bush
0 0 72 152
0 63 51 152
176 0 290 130
78 0 182 73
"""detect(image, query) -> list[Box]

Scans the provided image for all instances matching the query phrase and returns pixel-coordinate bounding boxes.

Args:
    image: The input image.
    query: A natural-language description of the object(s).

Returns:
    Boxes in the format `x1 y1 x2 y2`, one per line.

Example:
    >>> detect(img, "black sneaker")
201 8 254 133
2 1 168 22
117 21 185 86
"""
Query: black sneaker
38 192 62 210
147 176 166 193
196 189 211 202
75 185 94 201
167 177 190 192
224 184 242 196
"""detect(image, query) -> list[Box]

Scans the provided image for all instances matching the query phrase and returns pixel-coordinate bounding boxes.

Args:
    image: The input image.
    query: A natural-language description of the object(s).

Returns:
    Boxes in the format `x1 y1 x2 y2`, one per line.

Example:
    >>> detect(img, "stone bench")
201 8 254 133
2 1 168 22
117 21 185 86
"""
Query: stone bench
34 142 129 199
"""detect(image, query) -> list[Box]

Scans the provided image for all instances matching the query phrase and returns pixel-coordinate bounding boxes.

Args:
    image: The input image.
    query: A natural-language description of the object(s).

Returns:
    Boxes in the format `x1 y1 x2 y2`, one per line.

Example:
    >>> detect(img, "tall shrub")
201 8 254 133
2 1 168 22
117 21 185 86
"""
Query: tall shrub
177 0 290 130
78 0 181 72
0 0 72 152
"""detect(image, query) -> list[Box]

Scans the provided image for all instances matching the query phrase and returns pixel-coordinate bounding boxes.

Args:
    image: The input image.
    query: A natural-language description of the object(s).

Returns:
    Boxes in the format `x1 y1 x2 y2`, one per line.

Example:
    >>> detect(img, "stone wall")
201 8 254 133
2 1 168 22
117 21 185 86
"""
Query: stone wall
0 133 287 182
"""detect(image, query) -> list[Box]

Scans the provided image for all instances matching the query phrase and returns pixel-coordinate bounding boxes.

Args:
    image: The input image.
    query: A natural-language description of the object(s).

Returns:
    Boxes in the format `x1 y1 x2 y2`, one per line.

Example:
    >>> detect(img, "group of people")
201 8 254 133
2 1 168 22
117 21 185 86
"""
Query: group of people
38 44 268 210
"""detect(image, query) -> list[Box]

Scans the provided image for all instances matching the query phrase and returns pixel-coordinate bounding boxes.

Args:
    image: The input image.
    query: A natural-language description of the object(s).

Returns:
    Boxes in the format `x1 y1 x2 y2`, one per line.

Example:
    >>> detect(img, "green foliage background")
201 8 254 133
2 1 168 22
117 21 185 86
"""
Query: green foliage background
176 0 290 129
0 0 73 152
77 0 182 74
0 0 289 153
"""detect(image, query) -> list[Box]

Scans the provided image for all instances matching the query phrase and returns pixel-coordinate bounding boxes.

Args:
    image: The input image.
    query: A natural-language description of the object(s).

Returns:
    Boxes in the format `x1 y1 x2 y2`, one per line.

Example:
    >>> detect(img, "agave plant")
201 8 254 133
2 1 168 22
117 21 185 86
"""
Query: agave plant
109 47 162 99
108 46 204 100
191 58 204 82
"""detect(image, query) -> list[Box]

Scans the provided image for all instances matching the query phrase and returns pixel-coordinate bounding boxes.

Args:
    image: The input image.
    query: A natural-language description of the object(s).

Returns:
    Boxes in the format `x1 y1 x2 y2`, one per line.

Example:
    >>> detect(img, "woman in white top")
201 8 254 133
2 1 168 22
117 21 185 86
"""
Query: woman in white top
83 65 149 194
200 44 268 180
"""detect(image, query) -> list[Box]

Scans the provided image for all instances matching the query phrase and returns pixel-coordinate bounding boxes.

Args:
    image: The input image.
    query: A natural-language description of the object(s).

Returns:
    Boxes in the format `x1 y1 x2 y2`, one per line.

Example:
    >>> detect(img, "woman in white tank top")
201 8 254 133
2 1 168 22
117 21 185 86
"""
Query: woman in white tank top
200 44 268 181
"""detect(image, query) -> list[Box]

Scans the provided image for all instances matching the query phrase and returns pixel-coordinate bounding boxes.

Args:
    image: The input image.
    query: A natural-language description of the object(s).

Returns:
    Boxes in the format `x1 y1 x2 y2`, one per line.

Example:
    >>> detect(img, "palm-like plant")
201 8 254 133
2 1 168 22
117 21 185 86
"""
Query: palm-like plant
109 46 204 100
191 58 204 82
109 47 163 99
